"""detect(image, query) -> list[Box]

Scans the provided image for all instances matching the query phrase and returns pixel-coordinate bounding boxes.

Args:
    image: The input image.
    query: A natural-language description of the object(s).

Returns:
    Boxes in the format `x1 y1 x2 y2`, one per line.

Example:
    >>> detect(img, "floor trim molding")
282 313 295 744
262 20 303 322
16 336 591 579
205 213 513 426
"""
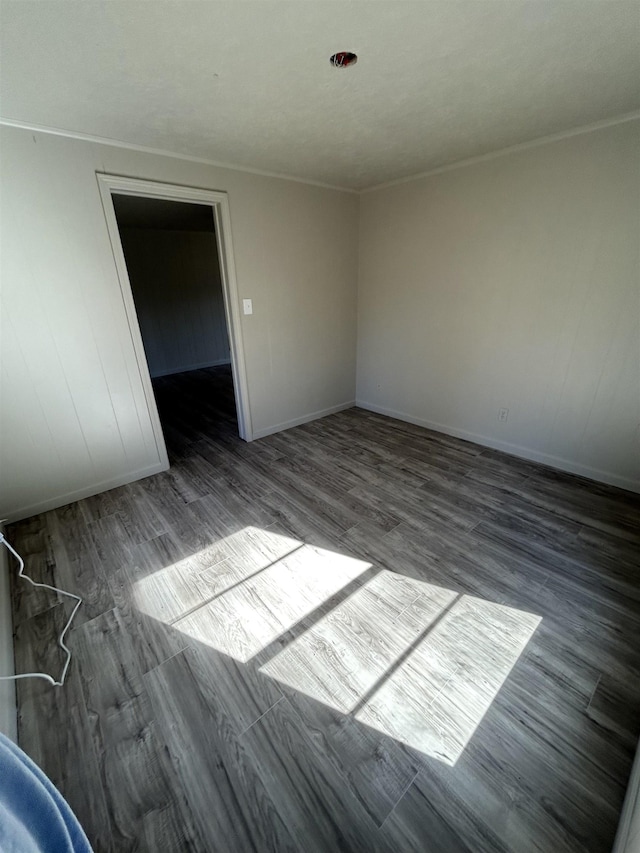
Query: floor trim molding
613 738 640 853
355 400 640 494
0 525 16 741
252 401 356 440
4 461 169 524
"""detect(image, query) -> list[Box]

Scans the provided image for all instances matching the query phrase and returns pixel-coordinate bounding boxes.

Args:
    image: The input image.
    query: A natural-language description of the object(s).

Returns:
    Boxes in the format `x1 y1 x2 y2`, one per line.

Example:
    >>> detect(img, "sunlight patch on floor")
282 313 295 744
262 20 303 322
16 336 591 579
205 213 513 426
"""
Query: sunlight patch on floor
133 526 372 662
262 575 540 764
132 525 303 625
358 594 540 764
133 525 540 762
261 570 456 711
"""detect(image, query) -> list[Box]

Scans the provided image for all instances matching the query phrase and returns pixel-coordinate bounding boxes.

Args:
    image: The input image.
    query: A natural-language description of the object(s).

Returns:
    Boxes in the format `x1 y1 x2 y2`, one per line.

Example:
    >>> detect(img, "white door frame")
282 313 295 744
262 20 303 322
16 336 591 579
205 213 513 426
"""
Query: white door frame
97 174 253 468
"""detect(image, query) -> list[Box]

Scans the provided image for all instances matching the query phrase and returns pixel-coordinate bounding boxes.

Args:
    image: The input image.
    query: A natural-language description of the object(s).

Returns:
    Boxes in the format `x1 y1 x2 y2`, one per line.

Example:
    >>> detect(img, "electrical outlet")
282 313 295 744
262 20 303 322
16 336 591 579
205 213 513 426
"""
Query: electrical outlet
498 407 509 422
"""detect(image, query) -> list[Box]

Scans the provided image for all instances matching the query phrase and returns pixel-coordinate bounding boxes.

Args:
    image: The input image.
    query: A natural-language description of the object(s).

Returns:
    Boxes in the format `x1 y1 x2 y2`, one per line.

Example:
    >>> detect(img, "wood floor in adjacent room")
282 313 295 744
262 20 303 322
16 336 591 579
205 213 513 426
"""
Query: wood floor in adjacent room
8 366 640 853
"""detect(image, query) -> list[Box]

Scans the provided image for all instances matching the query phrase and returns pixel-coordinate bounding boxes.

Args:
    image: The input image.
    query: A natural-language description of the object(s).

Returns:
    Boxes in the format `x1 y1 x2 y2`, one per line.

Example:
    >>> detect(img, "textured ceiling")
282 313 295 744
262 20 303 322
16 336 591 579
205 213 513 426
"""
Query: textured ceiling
1 1 639 190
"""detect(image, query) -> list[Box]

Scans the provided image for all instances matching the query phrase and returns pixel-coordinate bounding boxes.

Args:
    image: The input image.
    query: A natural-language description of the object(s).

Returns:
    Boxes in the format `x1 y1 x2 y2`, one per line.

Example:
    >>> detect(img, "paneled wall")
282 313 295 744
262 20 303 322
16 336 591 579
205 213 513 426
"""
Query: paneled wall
357 120 640 491
0 532 16 740
119 228 230 377
0 126 358 521
1 119 637 522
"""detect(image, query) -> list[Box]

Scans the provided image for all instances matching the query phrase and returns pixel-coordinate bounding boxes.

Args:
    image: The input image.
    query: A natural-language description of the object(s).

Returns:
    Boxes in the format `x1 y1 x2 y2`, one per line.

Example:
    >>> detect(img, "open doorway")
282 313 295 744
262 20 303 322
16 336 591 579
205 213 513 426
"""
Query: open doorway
113 194 239 460
97 175 253 471
112 196 230 379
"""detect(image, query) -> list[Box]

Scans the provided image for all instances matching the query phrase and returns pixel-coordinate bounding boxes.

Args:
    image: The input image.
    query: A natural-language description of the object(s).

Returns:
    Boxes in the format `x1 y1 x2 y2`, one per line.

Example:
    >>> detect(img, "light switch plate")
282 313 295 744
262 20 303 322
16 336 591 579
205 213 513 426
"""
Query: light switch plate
243 299 253 315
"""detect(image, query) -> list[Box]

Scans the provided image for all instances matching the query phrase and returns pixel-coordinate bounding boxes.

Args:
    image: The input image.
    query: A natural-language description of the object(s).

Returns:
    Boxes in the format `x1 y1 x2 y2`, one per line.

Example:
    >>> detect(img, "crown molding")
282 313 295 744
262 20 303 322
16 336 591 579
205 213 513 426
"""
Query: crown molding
0 117 357 194
2 110 638 196
361 110 640 193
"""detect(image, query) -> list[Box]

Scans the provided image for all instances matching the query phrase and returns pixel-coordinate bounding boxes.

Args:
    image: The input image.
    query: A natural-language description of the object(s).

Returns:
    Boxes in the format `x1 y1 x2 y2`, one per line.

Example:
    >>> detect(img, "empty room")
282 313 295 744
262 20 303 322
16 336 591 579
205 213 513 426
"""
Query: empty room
0 3 639 852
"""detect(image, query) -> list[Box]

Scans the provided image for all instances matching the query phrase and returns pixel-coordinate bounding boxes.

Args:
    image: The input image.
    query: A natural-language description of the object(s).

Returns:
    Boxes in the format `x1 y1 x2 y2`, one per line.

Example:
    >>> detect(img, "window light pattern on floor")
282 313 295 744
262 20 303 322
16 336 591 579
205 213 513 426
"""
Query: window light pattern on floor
133 525 541 765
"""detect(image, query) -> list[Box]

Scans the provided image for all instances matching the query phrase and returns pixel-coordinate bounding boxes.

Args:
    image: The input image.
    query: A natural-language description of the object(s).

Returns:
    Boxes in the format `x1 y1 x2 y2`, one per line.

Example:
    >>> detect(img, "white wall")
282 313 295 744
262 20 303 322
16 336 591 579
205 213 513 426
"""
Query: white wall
0 529 17 741
119 227 230 377
614 738 640 853
0 126 358 521
357 120 640 491
2 120 637 523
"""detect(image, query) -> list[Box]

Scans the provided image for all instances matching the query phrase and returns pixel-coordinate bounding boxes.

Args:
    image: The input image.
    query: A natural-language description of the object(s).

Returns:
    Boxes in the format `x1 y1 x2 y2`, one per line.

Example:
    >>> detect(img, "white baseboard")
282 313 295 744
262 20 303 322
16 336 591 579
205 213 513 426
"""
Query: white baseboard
0 522 17 741
3 461 169 524
252 401 356 441
355 400 640 494
613 737 640 853
150 358 231 379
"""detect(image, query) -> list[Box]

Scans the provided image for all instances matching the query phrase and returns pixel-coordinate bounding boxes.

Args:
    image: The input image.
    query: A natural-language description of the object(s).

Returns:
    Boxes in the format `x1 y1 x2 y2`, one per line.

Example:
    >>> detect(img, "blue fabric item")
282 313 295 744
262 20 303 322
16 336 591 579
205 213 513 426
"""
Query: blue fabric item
0 732 93 853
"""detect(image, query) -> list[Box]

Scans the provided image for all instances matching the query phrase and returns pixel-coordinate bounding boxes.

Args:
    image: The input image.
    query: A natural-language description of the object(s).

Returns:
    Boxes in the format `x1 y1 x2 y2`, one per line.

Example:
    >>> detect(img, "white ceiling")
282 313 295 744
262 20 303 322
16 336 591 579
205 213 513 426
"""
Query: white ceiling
1 1 639 190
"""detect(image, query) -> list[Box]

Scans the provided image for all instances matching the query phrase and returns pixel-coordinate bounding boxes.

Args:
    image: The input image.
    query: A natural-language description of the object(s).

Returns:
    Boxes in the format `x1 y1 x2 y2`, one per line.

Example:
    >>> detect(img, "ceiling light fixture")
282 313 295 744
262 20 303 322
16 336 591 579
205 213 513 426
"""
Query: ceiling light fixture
329 51 358 68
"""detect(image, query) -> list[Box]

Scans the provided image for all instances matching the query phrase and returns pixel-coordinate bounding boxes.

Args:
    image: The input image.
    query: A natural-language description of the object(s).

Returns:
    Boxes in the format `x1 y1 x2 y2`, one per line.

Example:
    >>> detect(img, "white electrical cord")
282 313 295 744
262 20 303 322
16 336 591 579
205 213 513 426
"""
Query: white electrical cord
0 531 82 687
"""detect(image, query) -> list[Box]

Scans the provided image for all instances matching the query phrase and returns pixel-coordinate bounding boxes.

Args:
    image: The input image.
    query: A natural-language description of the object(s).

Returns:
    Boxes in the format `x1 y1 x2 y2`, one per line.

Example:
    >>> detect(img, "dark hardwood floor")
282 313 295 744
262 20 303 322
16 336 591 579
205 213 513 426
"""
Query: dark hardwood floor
8 365 640 853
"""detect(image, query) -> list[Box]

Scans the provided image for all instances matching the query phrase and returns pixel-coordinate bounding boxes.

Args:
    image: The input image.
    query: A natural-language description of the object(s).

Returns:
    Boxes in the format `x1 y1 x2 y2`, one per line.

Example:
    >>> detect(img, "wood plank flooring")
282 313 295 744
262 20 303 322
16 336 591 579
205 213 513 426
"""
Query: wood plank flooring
8 365 640 853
